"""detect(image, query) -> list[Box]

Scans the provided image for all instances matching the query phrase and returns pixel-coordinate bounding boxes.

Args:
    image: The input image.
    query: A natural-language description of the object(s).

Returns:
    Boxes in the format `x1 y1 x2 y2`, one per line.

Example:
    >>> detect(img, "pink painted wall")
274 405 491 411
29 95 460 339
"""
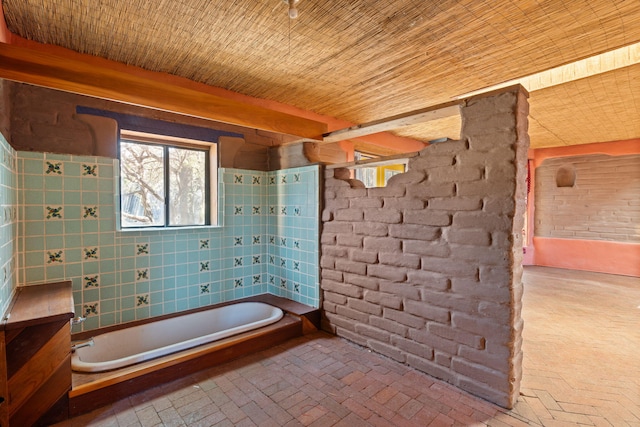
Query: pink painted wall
525 138 640 277
534 237 640 277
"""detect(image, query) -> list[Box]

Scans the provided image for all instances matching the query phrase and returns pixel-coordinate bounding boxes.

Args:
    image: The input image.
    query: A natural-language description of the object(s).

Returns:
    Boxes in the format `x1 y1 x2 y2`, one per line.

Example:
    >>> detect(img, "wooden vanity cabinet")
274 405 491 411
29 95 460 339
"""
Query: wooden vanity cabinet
0 281 74 427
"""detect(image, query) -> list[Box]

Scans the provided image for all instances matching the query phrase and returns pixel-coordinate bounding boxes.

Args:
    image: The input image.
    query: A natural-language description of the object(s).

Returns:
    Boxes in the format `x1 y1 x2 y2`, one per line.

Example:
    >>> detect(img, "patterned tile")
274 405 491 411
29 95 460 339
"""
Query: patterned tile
136 269 149 281
46 206 62 219
83 206 98 218
136 294 150 306
84 247 99 260
83 302 98 316
84 275 99 288
82 164 97 176
45 161 62 175
46 250 64 264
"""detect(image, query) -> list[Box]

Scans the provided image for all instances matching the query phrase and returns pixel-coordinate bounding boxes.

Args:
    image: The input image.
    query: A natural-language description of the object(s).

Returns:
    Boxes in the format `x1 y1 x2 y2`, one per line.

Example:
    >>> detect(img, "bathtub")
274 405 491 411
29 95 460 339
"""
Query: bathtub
71 302 284 373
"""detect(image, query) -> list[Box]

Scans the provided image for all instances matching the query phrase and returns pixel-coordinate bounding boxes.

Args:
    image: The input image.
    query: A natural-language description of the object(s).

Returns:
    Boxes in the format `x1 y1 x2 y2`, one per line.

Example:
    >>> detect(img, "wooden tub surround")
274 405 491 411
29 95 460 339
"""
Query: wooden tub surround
0 281 75 427
69 295 319 417
0 288 317 422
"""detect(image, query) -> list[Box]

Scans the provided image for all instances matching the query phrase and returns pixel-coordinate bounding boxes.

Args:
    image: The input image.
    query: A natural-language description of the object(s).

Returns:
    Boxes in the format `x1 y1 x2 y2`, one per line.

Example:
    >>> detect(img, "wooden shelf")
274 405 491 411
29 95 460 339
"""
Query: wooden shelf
2 281 75 331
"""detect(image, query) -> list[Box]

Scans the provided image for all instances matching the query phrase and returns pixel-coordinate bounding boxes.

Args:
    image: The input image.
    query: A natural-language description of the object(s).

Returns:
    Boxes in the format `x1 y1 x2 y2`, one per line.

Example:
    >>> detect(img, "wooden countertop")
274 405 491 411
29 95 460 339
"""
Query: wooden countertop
2 281 75 330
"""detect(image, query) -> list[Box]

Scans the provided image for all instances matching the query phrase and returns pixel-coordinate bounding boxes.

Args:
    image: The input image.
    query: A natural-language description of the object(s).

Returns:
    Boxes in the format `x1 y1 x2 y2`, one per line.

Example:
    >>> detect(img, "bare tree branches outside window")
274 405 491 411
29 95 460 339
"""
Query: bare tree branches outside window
168 147 206 226
120 140 207 228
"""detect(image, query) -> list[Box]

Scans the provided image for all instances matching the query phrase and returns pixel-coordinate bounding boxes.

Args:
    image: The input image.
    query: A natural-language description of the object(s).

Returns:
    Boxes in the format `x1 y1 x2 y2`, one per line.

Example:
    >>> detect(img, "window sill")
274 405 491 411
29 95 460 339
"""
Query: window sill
117 225 222 233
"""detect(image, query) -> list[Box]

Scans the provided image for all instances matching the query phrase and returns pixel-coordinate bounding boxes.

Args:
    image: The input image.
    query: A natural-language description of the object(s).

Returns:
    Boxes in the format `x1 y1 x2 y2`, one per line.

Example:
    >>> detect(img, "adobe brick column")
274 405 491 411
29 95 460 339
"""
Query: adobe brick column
320 85 529 408
455 86 529 408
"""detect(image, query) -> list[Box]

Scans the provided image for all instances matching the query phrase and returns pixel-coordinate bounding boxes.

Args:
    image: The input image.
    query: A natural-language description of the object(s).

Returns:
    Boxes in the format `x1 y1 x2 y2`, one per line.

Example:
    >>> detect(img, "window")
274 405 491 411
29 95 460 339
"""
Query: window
354 151 407 188
119 130 218 228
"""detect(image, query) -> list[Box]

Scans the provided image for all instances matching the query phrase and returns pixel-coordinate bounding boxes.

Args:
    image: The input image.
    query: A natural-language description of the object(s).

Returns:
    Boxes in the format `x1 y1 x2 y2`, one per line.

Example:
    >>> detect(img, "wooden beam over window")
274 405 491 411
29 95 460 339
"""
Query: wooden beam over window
0 42 327 140
322 101 462 143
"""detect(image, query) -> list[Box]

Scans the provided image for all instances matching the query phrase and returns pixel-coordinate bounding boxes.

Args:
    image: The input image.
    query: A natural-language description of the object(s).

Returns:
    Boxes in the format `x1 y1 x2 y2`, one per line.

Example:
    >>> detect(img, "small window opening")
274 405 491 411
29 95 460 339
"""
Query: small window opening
353 151 407 188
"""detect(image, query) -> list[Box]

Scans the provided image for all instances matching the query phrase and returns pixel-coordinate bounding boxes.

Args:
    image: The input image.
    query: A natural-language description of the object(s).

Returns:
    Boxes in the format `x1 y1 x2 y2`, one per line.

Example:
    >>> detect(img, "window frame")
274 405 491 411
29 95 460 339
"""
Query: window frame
118 130 218 229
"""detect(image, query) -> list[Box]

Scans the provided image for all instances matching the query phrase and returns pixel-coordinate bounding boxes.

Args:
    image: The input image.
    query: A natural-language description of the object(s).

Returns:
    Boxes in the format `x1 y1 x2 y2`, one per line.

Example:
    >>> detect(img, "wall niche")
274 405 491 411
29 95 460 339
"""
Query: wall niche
555 165 576 187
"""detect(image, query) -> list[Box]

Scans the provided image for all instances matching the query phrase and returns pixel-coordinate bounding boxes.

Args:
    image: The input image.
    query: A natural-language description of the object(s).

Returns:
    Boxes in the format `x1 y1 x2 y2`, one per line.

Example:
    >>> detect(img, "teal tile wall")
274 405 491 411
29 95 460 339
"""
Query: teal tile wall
266 167 320 307
224 166 320 308
18 152 119 330
16 153 320 332
0 134 17 316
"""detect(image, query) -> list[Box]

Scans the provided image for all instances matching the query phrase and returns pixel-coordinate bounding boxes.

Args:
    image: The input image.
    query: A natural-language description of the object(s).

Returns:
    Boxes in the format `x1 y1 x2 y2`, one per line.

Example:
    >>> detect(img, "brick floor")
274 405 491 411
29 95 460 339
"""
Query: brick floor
51 267 639 426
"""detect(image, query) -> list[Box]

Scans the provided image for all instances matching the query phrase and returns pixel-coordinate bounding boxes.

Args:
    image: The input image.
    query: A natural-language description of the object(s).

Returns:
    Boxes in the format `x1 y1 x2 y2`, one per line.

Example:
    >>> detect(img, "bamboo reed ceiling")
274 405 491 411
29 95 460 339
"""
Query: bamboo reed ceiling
528 64 640 148
3 0 640 149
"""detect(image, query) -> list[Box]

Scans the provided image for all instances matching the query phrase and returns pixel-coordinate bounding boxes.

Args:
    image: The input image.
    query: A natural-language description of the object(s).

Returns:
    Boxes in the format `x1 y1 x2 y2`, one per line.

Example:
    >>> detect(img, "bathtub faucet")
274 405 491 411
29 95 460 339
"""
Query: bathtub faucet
71 338 94 351
71 316 86 325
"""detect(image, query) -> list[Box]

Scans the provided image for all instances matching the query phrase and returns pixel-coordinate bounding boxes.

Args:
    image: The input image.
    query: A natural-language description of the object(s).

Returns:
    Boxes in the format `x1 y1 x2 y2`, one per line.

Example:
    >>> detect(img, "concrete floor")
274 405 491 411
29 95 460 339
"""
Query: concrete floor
51 266 640 426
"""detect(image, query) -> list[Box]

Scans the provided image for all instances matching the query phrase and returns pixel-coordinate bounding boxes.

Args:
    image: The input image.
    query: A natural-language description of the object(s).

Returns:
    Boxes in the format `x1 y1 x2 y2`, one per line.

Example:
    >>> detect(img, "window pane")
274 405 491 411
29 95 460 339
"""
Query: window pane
168 147 206 226
120 141 165 227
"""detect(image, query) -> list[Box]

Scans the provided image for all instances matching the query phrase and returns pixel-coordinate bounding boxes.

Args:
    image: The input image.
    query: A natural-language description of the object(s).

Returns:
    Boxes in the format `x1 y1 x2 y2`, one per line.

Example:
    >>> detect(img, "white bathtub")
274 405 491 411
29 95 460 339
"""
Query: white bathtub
71 302 284 373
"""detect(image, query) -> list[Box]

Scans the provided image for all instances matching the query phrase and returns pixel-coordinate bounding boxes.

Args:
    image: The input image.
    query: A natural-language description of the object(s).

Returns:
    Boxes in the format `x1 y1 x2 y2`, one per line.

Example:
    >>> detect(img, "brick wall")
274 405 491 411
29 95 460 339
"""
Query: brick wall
535 154 640 242
320 87 529 409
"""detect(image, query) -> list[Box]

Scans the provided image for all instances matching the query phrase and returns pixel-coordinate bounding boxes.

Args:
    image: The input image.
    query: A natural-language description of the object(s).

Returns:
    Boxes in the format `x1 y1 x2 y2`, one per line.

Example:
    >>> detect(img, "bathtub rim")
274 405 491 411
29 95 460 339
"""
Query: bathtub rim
72 293 319 342
71 301 284 373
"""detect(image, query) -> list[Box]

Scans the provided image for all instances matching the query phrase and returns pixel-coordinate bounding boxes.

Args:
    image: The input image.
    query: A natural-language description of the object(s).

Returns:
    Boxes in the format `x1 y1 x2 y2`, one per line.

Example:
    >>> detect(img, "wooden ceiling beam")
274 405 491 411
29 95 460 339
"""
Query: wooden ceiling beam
322 100 463 143
0 42 327 140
